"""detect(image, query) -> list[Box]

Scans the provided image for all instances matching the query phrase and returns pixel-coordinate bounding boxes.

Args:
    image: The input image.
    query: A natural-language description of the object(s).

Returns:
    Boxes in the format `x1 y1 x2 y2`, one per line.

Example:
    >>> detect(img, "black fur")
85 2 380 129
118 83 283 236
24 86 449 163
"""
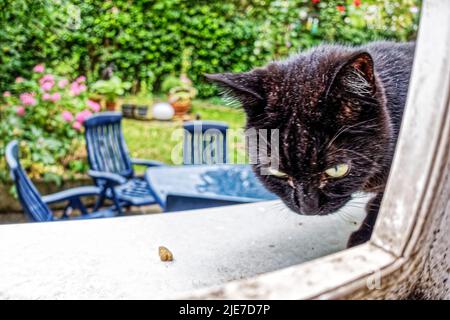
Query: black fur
207 41 415 247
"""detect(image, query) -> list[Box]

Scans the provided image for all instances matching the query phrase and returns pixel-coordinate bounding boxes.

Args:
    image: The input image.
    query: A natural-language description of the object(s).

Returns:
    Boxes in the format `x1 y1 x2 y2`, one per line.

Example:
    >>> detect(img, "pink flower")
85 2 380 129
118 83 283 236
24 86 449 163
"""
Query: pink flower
78 83 87 92
19 93 37 106
15 77 24 83
87 99 101 112
58 79 69 88
75 111 83 123
39 74 55 91
76 75 86 83
75 109 93 124
353 0 361 7
50 92 61 102
72 121 82 131
40 74 54 83
70 82 81 96
61 111 74 122
16 106 25 116
33 64 45 73
42 93 51 101
3 91 11 97
70 82 87 96
41 81 54 91
84 109 93 118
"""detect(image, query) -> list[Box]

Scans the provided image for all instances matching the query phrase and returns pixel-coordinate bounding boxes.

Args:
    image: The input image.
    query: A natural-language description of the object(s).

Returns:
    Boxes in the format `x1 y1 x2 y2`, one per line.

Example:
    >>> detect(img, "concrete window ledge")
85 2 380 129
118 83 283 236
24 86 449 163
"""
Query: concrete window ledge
0 198 368 300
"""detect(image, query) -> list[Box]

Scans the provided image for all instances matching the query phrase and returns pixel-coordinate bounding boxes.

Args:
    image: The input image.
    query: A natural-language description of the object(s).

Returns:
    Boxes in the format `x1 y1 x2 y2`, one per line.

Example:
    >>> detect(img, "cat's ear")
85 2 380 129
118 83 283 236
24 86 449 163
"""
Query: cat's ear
205 70 266 109
328 52 376 97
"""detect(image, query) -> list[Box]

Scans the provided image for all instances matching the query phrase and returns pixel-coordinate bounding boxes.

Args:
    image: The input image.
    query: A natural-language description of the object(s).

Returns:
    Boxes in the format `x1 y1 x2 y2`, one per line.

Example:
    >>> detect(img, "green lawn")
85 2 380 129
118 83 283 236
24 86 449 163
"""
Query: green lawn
122 99 248 171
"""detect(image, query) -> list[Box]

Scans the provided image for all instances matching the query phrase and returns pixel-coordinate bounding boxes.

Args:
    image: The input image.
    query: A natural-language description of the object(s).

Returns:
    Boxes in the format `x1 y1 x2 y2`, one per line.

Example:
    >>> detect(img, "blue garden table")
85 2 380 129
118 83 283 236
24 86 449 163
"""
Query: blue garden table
145 164 278 212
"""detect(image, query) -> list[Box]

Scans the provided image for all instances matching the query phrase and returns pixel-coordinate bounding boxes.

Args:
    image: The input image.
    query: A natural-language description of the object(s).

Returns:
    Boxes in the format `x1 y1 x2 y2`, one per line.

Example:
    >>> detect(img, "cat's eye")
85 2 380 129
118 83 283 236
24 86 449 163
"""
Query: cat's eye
267 167 288 178
325 163 350 178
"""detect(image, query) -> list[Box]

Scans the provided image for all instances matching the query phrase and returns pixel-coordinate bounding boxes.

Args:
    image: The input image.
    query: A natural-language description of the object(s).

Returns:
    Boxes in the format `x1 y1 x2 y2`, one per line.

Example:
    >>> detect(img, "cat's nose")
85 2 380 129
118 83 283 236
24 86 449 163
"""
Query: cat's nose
298 187 319 215
300 198 319 215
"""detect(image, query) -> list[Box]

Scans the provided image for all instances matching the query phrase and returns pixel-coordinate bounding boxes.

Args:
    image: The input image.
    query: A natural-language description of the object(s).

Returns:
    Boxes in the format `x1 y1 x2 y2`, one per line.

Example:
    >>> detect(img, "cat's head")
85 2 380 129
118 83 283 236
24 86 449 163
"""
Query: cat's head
206 46 391 215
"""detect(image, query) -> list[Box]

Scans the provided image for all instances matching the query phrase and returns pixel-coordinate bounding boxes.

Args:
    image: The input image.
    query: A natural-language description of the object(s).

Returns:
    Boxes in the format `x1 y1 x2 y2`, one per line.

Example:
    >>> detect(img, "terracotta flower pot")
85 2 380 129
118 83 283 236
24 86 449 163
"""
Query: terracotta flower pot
106 100 116 111
171 100 191 117
168 87 194 117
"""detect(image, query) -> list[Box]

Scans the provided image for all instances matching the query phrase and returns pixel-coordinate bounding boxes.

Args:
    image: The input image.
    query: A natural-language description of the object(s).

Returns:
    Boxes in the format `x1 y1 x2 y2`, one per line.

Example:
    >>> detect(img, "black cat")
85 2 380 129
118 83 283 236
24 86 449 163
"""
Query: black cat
207 41 415 247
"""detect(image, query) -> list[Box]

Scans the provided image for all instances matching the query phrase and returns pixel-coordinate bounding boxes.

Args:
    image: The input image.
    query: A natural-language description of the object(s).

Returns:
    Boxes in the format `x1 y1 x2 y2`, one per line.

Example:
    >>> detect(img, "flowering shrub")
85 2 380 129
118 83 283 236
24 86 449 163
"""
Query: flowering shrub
0 64 101 183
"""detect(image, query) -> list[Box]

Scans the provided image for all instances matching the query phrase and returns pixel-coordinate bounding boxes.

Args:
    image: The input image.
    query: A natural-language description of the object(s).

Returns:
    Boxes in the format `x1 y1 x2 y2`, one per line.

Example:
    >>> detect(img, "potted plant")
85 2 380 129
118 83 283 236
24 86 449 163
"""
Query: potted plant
121 103 135 118
135 105 149 119
91 76 131 111
134 80 153 119
162 48 198 118
168 85 197 117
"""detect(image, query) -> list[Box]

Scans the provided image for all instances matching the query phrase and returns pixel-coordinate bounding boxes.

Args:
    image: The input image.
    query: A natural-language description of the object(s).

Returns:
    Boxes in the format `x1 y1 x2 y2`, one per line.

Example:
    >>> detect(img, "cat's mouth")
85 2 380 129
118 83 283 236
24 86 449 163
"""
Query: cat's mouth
287 194 352 216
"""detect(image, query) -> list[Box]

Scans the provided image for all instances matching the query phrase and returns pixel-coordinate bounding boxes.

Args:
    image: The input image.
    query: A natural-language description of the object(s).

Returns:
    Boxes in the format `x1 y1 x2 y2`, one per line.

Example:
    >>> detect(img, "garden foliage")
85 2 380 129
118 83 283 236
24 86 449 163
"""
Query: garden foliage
1 0 421 97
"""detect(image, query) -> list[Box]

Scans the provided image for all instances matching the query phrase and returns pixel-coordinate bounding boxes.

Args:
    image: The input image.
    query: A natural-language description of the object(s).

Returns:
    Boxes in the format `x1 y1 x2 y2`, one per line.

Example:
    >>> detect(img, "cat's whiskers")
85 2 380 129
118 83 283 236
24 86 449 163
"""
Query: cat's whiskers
337 210 360 224
269 202 292 220
348 202 370 207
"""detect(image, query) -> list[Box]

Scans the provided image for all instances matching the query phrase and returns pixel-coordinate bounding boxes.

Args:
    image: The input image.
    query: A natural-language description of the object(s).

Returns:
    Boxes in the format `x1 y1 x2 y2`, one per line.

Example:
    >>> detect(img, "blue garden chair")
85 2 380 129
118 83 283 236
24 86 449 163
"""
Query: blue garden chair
84 112 164 214
183 121 228 165
5 140 117 222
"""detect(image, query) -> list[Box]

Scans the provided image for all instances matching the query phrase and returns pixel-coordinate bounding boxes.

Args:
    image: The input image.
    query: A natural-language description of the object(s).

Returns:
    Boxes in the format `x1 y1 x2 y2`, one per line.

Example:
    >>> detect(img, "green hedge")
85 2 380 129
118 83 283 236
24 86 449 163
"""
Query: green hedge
1 0 421 97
